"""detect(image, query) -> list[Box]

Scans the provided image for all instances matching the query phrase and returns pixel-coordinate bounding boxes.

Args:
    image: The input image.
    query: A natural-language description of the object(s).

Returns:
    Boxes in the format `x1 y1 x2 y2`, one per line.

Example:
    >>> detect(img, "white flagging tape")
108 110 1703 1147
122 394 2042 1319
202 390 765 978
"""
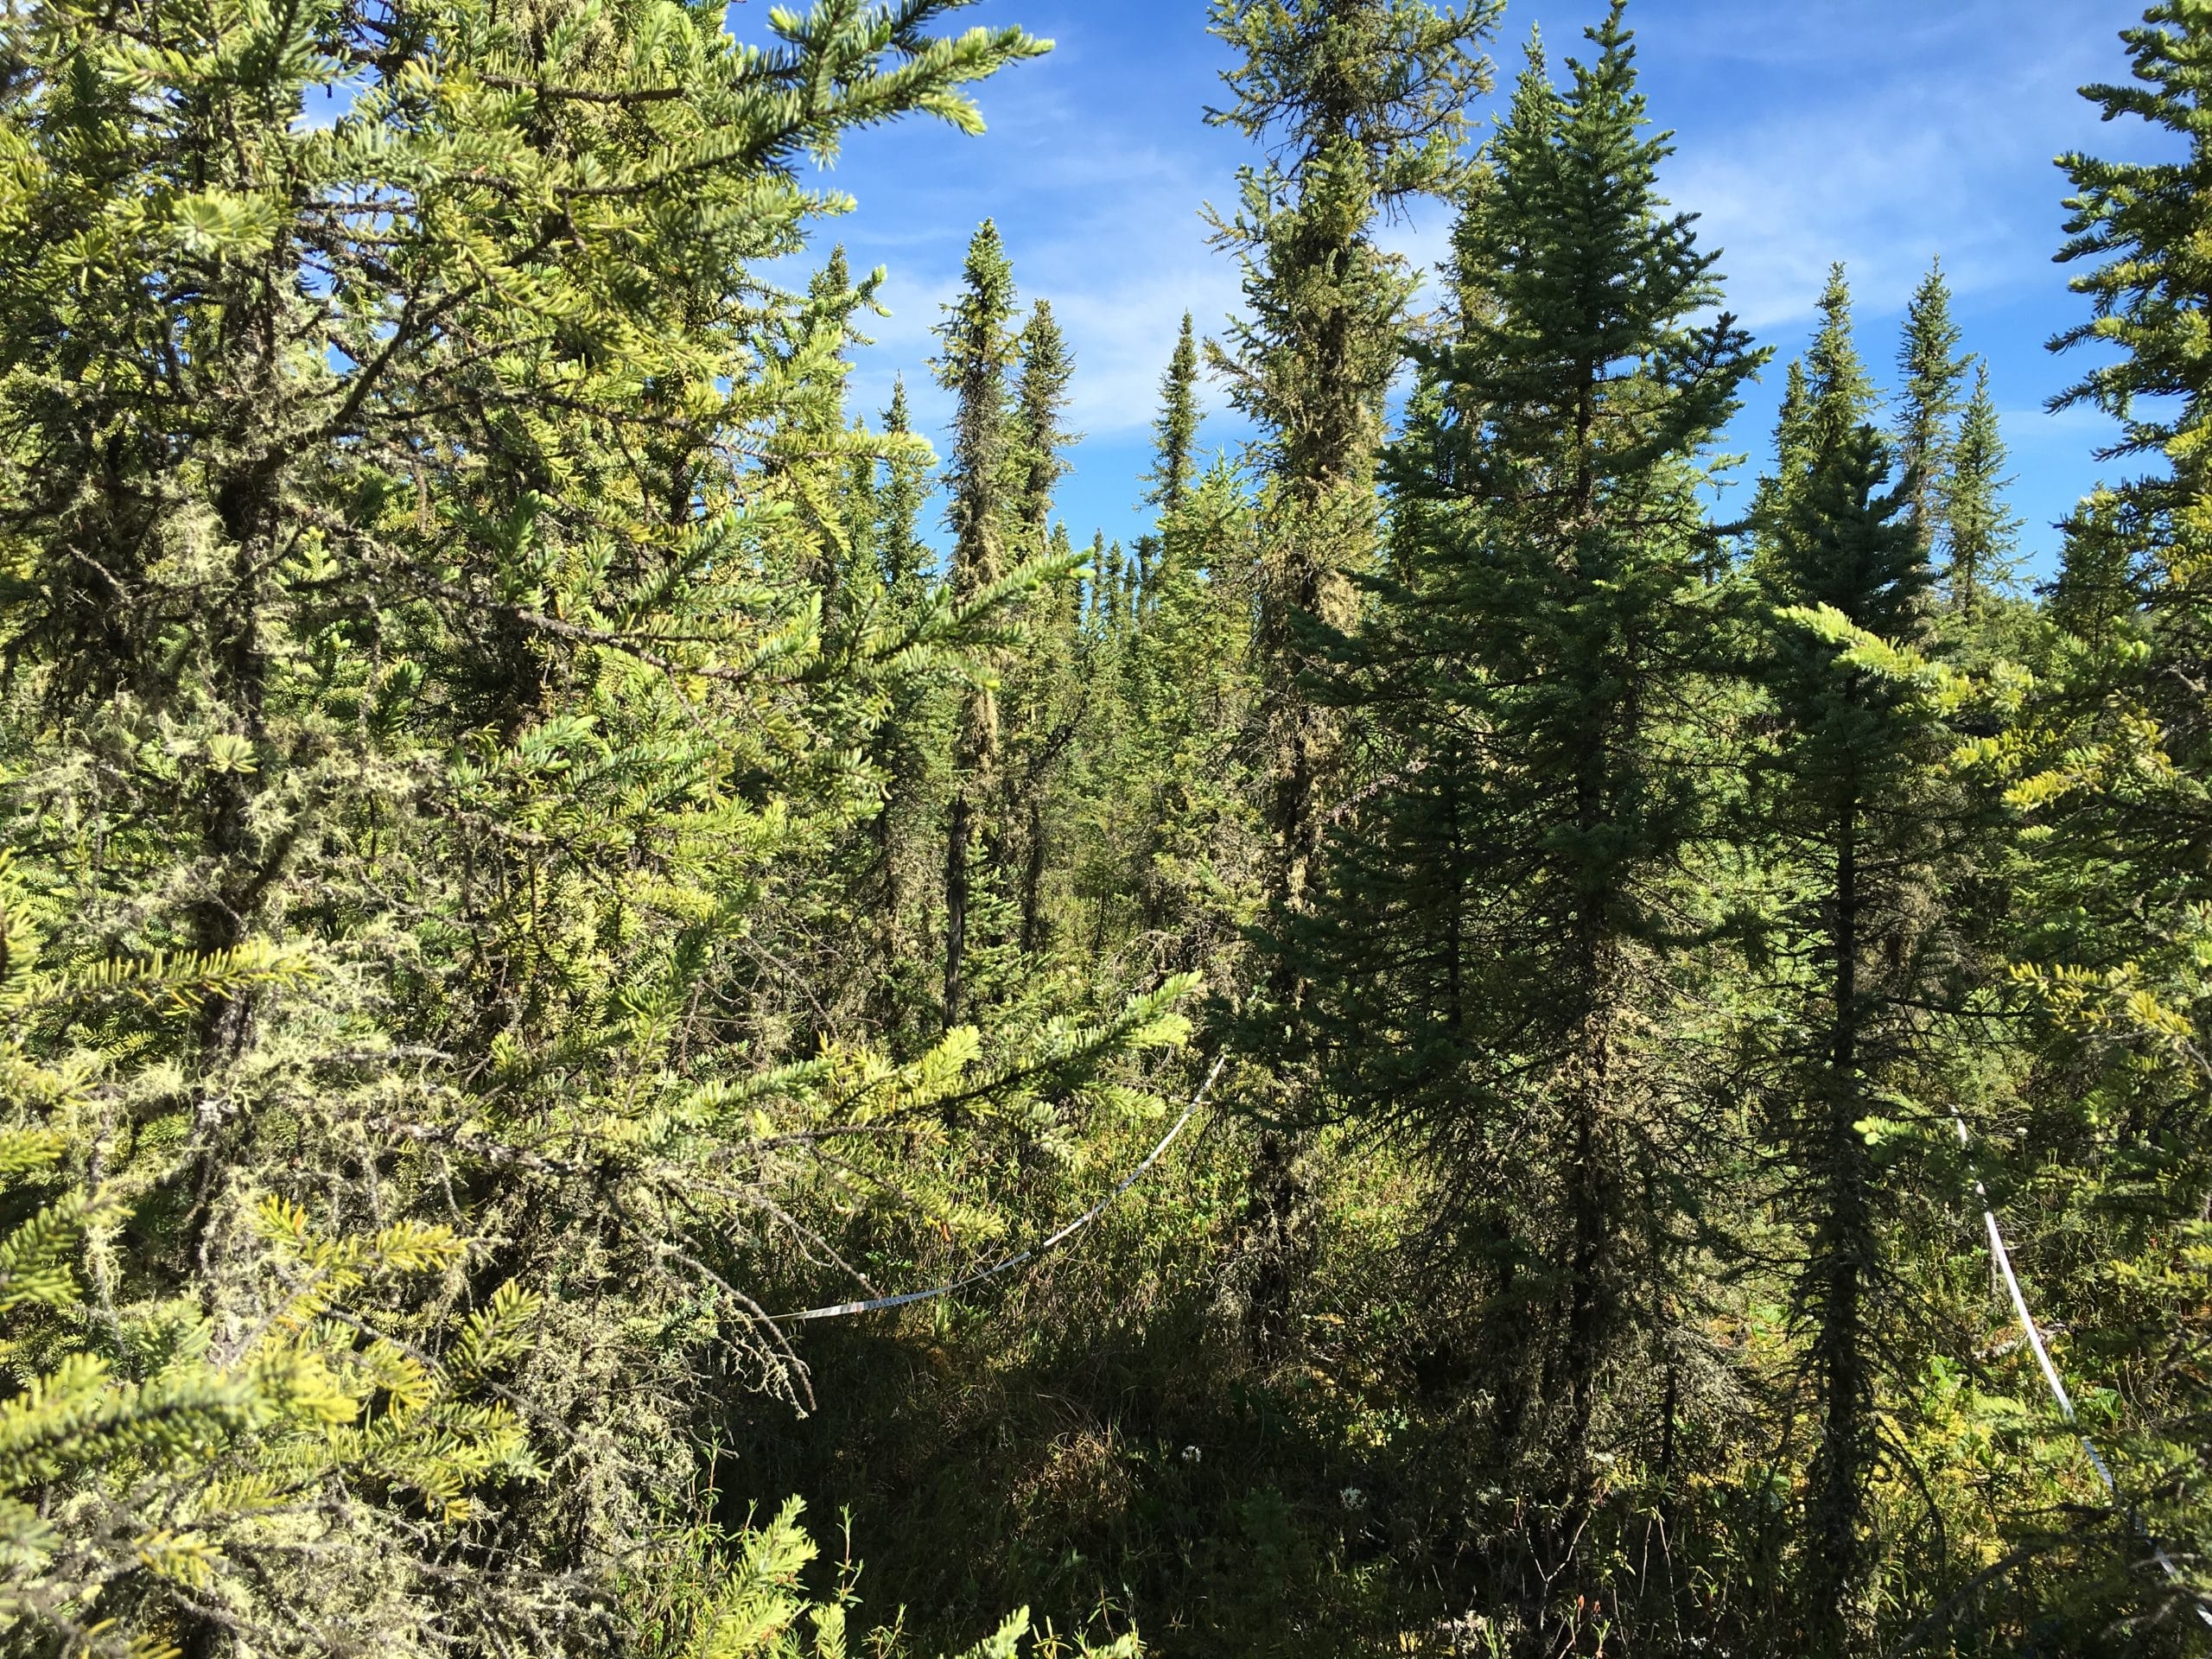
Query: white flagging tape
772 1055 1227 1325
1952 1115 2212 1627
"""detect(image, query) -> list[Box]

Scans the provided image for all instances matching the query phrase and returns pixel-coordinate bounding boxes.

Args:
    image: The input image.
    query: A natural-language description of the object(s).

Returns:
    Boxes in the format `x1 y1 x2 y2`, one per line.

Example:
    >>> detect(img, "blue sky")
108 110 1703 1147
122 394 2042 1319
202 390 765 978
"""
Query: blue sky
762 0 2165 577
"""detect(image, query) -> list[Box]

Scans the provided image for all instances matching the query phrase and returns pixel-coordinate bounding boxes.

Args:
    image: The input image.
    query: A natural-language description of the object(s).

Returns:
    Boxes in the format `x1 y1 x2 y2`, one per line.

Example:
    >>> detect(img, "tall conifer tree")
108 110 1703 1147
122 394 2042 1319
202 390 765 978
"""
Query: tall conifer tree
860 378 950 1020
1807 267 1881 458
1942 364 2022 616
1003 300 1081 956
1278 4 1760 1580
934 221 1020 1023
1895 260 1973 558
880 377 934 601
1010 300 1077 554
1148 312 1205 515
1205 0 1499 931
1754 275 1875 569
1756 426 1956 1653
0 0 1122 1644
2006 7 2212 1630
1205 0 1500 1361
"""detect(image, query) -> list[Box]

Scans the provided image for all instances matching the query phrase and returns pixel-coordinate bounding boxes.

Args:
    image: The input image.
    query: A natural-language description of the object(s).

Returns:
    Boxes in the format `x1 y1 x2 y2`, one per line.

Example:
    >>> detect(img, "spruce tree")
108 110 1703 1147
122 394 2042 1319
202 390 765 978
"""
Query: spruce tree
880 377 935 602
1895 260 1973 558
1807 266 1883 459
1753 273 1876 569
933 221 1020 1023
1010 300 1078 554
1756 425 1954 1654
1003 300 1081 957
860 377 952 1026
2053 1 2212 512
1129 313 1206 612
1147 312 1205 515
1280 2 1761 1590
1752 359 1815 558
1205 0 1499 928
0 0 1156 1648
2004 5 2212 1633
1942 364 2023 617
1204 0 1500 1365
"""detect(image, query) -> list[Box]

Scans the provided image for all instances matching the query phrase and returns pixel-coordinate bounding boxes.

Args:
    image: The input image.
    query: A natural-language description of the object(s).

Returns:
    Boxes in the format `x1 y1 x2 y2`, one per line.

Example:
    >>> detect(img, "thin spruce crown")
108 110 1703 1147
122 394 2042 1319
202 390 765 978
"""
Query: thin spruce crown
1429 0 1762 503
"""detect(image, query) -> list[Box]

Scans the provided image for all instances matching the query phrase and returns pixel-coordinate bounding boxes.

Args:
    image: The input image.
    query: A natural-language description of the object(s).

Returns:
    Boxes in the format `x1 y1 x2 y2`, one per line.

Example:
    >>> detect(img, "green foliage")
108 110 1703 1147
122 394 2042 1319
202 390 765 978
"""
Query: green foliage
634 1498 1140 1659
1896 260 1974 556
0 0 1192 1651
2054 0 2212 502
1143 316 1203 518
1754 421 1956 1650
1260 10 1764 1636
1943 364 2025 620
1205 0 1501 920
10 1 2212 1656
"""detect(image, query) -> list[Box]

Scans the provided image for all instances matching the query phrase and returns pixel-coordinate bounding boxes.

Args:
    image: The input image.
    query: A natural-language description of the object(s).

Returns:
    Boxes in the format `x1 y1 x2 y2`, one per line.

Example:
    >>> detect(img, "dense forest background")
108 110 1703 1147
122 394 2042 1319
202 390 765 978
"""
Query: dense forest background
3 0 2211 1655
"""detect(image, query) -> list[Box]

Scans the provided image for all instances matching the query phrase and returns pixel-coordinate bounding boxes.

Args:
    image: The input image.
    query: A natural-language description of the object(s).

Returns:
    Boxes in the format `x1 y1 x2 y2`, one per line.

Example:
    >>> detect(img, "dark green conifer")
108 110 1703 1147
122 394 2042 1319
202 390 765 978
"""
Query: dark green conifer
1003 300 1081 956
1010 300 1078 555
1278 3 1761 1570
1206 0 1501 1363
879 377 935 601
1807 265 1881 458
2007 10 2212 1631
2053 1 2212 509
933 221 1020 1023
1756 424 1950 1654
1147 312 1204 515
1754 269 1878 571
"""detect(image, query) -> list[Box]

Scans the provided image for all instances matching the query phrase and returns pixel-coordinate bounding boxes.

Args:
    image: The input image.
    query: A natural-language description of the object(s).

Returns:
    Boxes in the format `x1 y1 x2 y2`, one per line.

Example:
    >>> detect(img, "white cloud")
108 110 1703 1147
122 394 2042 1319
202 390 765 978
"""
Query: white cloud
1612 0 2139 330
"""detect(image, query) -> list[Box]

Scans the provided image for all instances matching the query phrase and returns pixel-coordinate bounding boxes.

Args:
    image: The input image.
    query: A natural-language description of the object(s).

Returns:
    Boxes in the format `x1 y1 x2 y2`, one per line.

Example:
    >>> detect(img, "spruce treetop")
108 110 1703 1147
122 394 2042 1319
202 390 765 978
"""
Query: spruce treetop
1205 0 1503 201
936 220 1021 388
934 219 1020 590
1774 424 1928 636
1440 0 1759 506
1204 0 1502 498
1012 299 1078 542
1806 264 1880 460
1147 313 1204 514
1896 259 1972 543
1944 363 2024 609
1751 273 1874 564
878 375 934 595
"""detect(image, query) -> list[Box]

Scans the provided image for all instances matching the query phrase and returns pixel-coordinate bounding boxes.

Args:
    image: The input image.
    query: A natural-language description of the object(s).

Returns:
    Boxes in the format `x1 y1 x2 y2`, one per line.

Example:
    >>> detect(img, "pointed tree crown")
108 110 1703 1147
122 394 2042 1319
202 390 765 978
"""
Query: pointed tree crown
1437 1 1760 504
877 377 933 595
1147 313 1204 514
1205 0 1502 199
1943 364 2023 609
933 220 1020 589
1010 299 1078 544
1805 264 1879 461
1896 259 1972 540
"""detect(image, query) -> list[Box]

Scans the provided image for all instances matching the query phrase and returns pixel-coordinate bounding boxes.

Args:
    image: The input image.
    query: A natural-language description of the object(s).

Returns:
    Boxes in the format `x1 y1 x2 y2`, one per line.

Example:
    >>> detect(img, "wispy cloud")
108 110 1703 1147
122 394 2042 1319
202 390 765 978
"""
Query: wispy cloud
753 0 2157 557
1579 0 2140 329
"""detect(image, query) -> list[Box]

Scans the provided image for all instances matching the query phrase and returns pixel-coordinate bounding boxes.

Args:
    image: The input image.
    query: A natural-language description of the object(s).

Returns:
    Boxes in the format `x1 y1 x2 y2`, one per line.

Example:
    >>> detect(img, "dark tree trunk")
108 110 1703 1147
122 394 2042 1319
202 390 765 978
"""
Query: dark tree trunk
1808 788 1874 1655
